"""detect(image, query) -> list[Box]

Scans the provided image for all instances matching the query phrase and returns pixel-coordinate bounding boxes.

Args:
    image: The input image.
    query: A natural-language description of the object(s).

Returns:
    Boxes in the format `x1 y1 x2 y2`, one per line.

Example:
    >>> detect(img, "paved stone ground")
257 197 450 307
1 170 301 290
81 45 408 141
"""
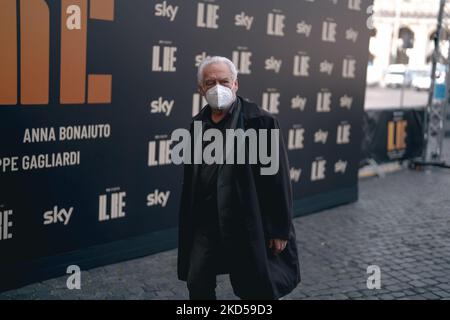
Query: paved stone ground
1 141 450 300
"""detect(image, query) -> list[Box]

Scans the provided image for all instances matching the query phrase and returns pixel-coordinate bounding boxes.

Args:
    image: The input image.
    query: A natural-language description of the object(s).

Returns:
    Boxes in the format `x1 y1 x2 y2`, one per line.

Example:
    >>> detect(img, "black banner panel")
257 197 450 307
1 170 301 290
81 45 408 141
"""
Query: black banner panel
0 0 372 289
362 109 425 164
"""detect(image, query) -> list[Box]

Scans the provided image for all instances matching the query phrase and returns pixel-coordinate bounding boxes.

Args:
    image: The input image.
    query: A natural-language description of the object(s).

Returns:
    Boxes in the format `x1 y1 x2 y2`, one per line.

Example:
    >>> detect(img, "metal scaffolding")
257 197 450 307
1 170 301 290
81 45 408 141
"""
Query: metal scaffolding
422 0 450 163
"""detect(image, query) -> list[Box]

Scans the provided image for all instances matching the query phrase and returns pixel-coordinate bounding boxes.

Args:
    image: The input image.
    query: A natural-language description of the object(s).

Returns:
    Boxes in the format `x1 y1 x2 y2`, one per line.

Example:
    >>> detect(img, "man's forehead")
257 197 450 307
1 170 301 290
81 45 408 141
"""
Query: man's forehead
203 63 232 78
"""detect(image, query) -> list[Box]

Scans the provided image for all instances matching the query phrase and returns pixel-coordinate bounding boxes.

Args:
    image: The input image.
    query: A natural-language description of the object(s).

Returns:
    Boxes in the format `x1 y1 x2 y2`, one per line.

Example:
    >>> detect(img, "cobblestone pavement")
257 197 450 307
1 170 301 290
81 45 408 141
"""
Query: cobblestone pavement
1 142 450 300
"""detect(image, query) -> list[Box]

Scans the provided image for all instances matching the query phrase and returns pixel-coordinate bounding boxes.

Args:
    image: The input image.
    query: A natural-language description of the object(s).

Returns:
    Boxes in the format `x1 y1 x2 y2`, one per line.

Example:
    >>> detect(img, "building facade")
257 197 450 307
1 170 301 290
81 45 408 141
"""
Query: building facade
371 0 450 76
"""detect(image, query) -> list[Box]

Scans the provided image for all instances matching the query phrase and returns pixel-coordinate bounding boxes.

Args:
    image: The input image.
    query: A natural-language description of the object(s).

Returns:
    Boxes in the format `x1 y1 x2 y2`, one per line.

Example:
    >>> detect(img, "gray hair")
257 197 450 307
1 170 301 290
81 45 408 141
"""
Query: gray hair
197 56 238 85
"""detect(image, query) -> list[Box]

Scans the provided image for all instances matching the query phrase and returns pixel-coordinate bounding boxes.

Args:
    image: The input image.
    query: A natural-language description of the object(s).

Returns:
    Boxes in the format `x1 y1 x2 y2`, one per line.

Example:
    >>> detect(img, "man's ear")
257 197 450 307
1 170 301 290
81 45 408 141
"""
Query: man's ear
234 79 239 93
198 85 205 96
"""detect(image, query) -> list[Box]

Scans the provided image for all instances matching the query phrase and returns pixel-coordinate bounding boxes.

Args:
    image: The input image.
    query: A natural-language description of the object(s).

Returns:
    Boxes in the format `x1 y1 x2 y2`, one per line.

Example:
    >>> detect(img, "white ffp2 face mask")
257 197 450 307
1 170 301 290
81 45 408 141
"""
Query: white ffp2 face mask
205 84 235 111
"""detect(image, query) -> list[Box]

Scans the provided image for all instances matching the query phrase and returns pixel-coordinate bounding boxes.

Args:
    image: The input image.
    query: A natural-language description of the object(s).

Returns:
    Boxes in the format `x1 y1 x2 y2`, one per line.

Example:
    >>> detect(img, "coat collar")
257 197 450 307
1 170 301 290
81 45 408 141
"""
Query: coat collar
193 96 266 123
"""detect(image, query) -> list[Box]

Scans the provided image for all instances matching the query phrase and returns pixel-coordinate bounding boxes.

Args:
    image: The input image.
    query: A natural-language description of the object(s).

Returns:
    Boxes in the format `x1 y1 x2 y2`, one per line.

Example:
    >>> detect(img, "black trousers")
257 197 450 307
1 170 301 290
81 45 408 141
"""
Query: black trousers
187 226 230 300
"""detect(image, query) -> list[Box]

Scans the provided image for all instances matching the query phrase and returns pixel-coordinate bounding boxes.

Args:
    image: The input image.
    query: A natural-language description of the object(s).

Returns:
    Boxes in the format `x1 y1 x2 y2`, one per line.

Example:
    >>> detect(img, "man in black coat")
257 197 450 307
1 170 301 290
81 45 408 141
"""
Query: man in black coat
177 56 300 300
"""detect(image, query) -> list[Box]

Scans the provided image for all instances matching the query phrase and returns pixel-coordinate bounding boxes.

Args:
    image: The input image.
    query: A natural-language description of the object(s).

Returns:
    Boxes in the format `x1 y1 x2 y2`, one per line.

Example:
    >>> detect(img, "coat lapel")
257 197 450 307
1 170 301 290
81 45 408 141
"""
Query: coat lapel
189 98 243 215
217 97 243 176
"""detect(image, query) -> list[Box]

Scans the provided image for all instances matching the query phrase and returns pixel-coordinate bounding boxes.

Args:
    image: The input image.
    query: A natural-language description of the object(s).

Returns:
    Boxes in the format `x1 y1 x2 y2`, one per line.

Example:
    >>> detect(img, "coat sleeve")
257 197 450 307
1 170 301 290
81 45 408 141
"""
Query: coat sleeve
176 121 195 280
256 116 294 241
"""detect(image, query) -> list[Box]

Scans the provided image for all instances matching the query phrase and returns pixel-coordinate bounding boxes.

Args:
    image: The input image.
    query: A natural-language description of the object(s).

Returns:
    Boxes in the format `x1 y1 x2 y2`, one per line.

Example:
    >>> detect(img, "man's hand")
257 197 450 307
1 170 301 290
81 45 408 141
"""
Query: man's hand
268 239 287 255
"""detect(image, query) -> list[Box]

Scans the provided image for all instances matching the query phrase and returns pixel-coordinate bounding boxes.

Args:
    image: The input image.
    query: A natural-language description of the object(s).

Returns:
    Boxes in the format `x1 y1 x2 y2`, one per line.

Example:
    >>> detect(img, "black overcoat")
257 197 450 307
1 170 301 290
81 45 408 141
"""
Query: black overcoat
177 96 301 299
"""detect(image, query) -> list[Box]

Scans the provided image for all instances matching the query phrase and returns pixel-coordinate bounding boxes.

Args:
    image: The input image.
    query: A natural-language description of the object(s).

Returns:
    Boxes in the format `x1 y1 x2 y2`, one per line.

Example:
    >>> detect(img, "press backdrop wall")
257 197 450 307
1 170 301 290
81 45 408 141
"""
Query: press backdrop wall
0 0 372 290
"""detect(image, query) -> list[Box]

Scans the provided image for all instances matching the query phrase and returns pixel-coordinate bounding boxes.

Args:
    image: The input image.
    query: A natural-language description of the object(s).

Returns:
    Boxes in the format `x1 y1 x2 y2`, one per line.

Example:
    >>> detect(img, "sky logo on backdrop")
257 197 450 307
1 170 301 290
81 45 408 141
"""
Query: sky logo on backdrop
43 206 74 226
154 1 178 22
